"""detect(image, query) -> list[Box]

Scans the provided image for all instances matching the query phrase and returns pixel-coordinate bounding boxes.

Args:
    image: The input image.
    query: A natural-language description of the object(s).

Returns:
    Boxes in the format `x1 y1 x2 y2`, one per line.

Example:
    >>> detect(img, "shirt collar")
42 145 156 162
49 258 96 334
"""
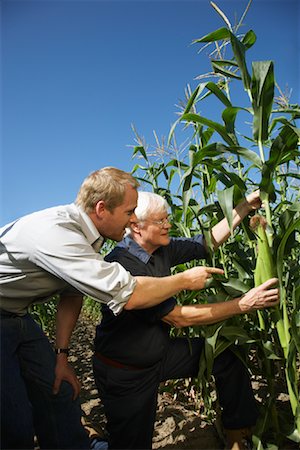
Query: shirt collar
75 204 105 249
119 235 152 264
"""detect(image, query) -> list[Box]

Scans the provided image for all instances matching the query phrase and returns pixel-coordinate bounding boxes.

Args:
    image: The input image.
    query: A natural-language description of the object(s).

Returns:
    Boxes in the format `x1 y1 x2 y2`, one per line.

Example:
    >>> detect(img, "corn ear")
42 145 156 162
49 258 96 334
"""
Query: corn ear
250 215 276 286
250 215 288 354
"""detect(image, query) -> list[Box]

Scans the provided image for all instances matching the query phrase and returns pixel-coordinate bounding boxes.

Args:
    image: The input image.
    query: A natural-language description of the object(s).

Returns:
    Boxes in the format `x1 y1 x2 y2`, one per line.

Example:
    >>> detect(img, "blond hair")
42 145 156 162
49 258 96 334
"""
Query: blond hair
75 167 139 213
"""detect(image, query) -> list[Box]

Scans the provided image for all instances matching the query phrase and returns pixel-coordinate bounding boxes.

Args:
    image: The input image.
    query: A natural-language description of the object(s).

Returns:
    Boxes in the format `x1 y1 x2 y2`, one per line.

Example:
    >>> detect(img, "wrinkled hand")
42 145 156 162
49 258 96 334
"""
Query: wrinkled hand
245 190 262 211
239 278 279 313
183 266 224 291
53 355 81 400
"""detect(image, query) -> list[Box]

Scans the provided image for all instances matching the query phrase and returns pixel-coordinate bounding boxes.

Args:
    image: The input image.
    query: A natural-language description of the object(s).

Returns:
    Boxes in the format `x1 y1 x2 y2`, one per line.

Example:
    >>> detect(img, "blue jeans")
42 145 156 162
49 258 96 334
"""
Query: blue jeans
0 311 90 450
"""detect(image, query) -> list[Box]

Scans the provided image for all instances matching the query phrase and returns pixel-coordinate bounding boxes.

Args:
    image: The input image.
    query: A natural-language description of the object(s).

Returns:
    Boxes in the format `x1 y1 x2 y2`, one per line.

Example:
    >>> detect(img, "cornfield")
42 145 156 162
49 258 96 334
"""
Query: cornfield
130 2 300 448
30 1 299 448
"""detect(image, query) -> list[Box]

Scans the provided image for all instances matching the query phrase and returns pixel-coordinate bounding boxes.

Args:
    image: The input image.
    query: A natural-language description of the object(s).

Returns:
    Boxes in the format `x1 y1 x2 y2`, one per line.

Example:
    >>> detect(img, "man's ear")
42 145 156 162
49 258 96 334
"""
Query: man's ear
130 220 141 234
95 200 106 218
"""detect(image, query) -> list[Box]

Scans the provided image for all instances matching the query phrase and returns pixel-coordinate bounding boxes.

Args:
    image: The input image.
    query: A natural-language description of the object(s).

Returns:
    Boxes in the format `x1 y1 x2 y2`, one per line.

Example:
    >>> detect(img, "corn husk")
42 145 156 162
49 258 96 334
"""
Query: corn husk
249 215 277 286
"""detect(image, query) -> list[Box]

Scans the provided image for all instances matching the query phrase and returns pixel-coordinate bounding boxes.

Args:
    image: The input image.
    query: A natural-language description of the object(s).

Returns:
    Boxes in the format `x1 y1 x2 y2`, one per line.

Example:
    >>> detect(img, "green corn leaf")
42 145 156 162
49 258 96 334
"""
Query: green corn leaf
193 28 252 90
230 32 251 91
182 169 193 192
268 115 291 134
181 113 236 146
182 83 207 114
259 164 276 202
276 217 300 283
262 340 281 360
211 59 239 67
287 202 300 213
211 61 241 80
199 127 215 147
222 107 246 144
205 82 232 107
288 123 300 137
251 60 275 142
132 145 148 160
184 143 228 166
228 145 262 168
192 27 230 44
220 278 251 296
204 325 224 379
273 107 300 116
192 141 262 168
182 184 193 220
268 124 299 167
219 326 253 345
216 171 247 192
260 125 299 201
277 172 300 180
217 186 234 235
165 158 189 171
242 29 257 49
231 257 253 280
287 428 300 444
291 313 300 353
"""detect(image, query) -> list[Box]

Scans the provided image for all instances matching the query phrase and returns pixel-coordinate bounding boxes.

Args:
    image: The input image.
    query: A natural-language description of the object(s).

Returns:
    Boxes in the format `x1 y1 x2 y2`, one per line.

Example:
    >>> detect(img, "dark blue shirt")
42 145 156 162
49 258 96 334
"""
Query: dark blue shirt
94 234 207 367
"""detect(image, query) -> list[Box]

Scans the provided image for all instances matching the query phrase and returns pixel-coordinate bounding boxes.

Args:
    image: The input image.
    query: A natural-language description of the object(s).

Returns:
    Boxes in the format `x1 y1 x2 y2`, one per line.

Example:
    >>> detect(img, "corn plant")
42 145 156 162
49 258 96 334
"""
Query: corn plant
130 2 299 447
30 297 57 334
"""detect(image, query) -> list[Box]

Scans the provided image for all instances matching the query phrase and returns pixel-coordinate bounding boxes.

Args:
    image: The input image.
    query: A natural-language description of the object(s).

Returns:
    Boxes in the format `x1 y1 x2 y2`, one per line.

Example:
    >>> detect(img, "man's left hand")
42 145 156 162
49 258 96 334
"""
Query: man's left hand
245 190 262 211
53 354 81 400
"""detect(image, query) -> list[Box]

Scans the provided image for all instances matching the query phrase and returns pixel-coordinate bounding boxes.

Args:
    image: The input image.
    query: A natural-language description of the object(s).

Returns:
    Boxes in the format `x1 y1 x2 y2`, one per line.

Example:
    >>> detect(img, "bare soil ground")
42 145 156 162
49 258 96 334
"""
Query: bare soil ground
69 314 298 450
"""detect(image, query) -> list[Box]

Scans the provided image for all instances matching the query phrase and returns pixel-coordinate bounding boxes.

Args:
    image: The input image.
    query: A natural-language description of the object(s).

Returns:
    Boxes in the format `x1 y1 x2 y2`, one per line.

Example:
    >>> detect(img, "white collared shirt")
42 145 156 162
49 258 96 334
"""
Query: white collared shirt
0 203 136 315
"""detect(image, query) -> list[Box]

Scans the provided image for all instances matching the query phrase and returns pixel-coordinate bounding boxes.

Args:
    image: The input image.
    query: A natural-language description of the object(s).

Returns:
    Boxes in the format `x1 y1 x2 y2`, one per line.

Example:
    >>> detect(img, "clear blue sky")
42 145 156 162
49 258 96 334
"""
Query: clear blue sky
1 0 299 226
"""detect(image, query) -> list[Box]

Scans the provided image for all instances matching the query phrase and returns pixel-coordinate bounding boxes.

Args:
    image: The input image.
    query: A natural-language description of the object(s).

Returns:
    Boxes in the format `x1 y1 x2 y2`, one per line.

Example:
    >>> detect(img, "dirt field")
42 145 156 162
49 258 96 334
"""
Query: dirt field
69 314 298 450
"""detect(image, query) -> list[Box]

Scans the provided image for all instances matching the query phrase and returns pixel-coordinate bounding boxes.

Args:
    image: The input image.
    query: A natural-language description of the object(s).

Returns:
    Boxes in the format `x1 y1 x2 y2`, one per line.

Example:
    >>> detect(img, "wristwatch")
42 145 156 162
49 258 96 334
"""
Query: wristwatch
55 348 70 356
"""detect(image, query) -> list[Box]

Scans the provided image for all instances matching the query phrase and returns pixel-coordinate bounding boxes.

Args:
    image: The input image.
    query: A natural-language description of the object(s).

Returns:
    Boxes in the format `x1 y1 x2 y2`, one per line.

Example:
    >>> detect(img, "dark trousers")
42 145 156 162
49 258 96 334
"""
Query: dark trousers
93 337 258 450
0 312 90 450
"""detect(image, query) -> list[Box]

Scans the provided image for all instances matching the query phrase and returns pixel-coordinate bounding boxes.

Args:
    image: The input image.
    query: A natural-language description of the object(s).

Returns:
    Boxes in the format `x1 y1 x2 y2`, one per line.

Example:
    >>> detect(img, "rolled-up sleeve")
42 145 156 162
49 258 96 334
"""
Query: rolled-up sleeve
98 261 137 315
25 217 137 315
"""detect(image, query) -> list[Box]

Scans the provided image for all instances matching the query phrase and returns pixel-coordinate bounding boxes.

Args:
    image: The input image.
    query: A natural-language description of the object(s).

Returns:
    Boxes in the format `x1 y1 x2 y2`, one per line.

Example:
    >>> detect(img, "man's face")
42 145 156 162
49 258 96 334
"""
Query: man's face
99 185 138 241
136 210 171 253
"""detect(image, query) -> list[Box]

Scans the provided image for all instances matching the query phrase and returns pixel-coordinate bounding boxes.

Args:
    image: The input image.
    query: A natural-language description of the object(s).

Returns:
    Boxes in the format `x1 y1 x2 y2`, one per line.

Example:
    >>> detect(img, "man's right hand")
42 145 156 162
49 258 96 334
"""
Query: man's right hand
239 278 279 312
127 267 224 310
182 266 224 291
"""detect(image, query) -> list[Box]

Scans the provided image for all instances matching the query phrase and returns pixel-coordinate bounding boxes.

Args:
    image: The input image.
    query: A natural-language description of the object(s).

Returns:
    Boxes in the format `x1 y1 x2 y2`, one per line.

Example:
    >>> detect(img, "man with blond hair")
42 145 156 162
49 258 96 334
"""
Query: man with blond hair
93 190 279 450
0 167 224 450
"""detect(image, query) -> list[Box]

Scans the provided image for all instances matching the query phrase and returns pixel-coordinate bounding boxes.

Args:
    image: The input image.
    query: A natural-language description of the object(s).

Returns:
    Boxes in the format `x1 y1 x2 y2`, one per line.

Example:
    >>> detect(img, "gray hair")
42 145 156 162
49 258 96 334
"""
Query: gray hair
135 191 169 221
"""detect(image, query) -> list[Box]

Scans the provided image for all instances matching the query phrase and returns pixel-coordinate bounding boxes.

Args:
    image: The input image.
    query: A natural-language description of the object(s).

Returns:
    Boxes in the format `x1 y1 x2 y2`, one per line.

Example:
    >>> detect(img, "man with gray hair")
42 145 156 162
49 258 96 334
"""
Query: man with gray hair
0 168 222 450
93 190 279 450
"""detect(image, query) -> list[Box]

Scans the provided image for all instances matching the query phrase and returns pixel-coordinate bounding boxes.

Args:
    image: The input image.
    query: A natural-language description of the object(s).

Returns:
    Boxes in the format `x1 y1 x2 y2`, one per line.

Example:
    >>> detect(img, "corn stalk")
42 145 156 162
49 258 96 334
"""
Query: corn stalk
249 214 300 443
130 2 299 447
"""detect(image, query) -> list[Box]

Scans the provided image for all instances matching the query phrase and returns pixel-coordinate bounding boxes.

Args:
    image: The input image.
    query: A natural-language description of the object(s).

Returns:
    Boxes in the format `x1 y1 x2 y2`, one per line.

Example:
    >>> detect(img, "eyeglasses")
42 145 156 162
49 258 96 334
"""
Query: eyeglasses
143 215 172 228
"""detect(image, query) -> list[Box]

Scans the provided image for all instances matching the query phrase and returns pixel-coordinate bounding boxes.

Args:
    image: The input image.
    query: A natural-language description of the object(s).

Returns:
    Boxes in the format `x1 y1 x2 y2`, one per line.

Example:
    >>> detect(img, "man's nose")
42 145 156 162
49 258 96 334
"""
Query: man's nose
127 212 137 226
131 212 138 221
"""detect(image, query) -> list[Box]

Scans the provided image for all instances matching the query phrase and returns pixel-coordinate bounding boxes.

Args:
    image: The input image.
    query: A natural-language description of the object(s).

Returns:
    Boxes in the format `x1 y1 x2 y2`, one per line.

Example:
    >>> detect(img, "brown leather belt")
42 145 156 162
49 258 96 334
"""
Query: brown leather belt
95 352 143 371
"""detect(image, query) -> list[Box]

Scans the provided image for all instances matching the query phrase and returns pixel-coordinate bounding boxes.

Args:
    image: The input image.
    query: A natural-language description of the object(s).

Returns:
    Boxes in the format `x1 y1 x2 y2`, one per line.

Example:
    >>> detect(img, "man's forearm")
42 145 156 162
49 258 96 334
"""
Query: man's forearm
125 273 187 310
211 200 251 249
163 278 279 328
56 294 83 349
163 299 242 327
124 266 224 310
